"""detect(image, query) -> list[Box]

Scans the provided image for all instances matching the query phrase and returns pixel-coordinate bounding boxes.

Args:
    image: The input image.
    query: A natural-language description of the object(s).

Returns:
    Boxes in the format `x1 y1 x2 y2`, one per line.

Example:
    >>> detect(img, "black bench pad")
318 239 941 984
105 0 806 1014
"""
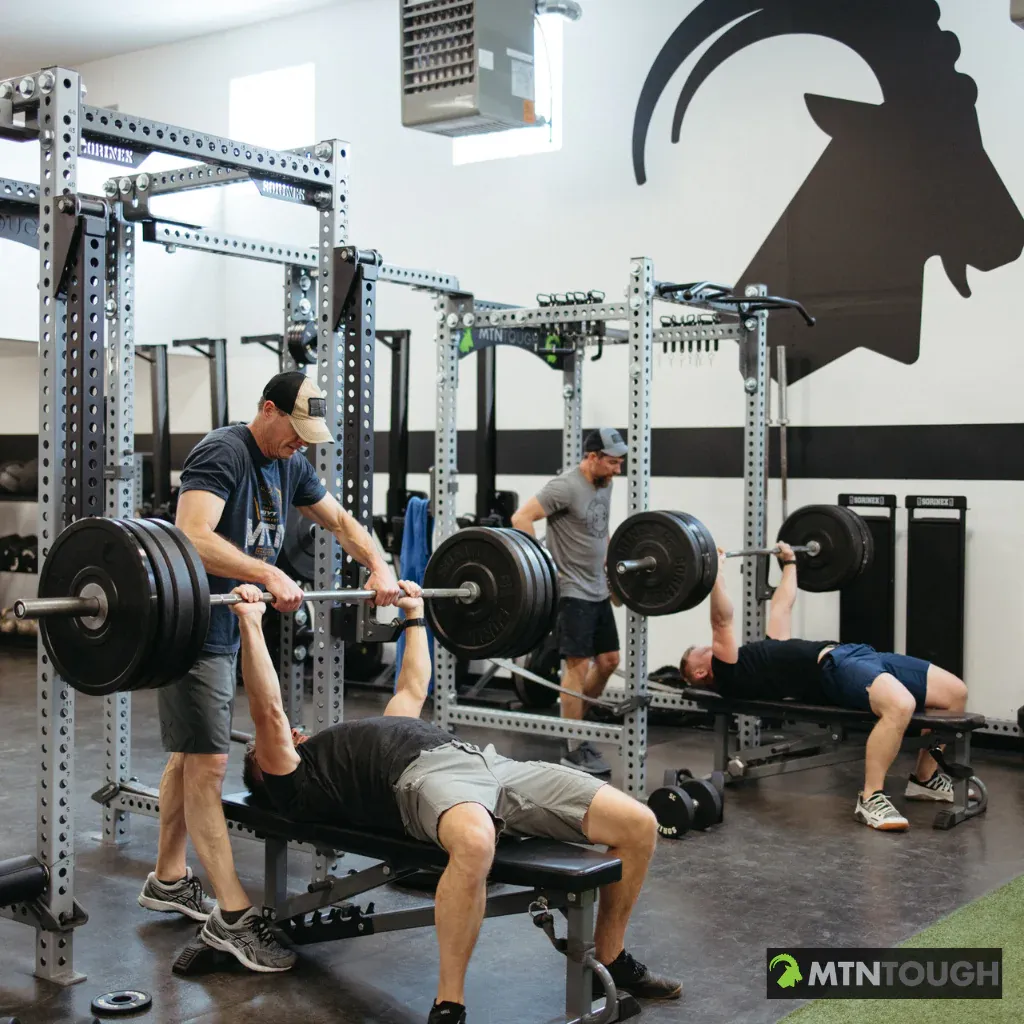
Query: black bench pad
222 792 621 891
680 688 986 731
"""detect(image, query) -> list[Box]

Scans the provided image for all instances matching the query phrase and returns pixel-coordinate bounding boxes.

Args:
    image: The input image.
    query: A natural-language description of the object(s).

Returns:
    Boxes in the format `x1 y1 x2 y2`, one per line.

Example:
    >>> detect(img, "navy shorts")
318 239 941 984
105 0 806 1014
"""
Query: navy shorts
557 597 619 659
820 643 931 713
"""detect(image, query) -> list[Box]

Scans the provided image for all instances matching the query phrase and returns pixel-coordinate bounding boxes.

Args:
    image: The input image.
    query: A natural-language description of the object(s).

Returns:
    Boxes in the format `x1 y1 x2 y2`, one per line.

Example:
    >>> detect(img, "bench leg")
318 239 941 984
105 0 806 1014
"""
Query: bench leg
264 837 288 918
713 713 730 773
564 889 595 1021
933 732 989 829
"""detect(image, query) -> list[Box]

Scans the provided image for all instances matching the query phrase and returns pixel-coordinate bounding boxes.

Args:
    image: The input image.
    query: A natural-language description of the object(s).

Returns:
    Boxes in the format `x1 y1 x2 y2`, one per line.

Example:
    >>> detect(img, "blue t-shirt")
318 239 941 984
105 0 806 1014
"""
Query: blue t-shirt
178 425 326 653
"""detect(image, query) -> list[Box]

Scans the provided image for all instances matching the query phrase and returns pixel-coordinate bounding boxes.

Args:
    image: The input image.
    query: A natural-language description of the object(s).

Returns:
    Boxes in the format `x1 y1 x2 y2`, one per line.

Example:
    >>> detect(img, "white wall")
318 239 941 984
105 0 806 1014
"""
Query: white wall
1 0 1023 720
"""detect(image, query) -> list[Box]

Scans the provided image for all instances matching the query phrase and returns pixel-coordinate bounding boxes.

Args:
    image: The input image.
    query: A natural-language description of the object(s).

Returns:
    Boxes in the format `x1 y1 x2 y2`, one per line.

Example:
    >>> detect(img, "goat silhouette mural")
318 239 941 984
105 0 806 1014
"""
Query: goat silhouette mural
633 0 1024 381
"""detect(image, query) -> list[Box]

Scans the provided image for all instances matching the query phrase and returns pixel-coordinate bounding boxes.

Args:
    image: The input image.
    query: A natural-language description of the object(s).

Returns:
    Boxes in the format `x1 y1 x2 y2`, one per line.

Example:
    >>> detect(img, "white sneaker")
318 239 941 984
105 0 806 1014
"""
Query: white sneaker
855 791 909 831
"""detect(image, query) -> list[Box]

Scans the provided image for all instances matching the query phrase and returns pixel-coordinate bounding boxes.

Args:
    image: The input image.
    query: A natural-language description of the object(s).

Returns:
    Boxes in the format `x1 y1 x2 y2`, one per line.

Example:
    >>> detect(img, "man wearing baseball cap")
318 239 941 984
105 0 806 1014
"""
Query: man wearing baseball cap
512 428 627 775
139 370 400 972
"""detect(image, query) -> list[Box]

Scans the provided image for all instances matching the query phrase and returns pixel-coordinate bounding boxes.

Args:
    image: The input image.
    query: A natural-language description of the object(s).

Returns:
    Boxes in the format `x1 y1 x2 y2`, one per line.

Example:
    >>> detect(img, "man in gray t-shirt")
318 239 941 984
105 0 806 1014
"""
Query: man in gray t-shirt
512 428 627 775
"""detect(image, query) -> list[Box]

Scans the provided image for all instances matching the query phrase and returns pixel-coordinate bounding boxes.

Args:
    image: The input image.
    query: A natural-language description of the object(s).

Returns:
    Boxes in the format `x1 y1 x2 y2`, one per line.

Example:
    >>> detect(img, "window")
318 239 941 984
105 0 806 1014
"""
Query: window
229 64 315 150
453 14 564 166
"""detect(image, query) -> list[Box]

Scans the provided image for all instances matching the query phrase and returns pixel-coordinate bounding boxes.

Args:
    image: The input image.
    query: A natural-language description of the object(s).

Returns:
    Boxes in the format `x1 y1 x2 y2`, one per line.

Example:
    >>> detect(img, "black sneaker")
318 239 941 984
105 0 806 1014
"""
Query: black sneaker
137 867 214 922
427 1001 466 1024
200 906 297 973
561 742 612 776
593 950 682 1000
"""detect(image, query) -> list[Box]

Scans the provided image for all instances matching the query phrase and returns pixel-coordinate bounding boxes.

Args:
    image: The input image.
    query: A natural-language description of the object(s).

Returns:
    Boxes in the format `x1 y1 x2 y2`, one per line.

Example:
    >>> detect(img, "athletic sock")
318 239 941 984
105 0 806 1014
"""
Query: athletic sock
567 738 581 752
430 1001 466 1021
220 906 252 925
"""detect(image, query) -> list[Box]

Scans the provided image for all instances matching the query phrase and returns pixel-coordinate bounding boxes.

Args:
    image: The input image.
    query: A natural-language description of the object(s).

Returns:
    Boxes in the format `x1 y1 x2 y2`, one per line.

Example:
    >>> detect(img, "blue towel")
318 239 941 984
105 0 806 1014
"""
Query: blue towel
394 495 434 692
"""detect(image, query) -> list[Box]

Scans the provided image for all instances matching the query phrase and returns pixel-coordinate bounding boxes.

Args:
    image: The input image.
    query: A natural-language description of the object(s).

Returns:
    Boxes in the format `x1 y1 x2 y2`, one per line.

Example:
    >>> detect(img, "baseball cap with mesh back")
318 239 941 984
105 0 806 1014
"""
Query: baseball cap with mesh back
261 371 334 445
583 427 628 458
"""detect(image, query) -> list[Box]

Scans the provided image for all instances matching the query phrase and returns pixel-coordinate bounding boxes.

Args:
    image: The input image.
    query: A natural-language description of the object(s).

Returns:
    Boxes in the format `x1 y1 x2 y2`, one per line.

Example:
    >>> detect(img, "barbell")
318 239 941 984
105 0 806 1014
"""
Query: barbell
606 504 873 616
16 517 558 696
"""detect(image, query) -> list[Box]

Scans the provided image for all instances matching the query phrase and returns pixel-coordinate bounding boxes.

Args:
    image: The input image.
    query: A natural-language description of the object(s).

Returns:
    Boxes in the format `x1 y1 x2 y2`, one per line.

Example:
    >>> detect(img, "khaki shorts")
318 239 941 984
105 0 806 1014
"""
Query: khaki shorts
394 740 606 847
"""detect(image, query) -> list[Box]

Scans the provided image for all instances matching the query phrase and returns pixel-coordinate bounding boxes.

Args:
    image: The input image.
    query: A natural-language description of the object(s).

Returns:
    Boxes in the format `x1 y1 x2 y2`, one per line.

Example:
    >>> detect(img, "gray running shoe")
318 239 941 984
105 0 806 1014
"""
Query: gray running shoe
200 906 297 973
561 741 612 776
137 867 214 921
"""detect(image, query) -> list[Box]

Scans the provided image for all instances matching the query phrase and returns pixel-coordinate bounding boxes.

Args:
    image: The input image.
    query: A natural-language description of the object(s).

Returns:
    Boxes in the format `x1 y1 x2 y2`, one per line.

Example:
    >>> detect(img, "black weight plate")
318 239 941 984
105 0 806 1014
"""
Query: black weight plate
607 511 706 616
149 519 211 670
120 519 177 691
504 531 548 656
513 530 559 637
134 519 197 687
680 778 723 830
516 631 561 709
91 989 152 1015
778 505 861 594
423 527 533 660
667 511 719 596
835 506 874 587
38 518 159 696
647 786 695 839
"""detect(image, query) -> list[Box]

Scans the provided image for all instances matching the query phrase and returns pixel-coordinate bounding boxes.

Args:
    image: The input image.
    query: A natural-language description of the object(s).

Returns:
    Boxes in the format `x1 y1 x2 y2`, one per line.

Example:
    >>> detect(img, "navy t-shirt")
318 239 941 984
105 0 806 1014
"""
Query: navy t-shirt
178 425 326 653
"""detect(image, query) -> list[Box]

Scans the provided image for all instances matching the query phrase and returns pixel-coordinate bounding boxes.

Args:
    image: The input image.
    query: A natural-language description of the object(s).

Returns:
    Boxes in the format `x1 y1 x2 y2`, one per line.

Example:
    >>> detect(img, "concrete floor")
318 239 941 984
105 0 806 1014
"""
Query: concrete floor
1 647 1022 1024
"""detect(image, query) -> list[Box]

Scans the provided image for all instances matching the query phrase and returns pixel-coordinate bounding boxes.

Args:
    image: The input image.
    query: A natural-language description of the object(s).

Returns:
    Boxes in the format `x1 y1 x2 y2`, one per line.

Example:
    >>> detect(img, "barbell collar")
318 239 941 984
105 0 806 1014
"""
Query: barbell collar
616 556 658 575
16 582 483 620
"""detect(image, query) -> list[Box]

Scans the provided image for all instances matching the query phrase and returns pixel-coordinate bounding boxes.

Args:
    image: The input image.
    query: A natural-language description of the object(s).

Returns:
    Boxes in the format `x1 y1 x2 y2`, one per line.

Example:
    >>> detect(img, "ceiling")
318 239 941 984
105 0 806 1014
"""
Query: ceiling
0 0 342 78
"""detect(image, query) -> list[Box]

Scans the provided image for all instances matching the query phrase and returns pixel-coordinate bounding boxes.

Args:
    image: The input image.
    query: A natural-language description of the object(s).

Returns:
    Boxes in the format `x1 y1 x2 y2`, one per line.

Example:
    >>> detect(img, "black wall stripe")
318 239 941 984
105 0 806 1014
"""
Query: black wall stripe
3 425 1024 481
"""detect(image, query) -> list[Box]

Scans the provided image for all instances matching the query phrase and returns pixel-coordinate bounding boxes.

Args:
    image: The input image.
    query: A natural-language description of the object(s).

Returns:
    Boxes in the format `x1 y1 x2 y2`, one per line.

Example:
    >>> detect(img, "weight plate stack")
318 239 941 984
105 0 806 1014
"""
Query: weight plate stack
38 519 160 696
423 527 536 660
778 505 863 593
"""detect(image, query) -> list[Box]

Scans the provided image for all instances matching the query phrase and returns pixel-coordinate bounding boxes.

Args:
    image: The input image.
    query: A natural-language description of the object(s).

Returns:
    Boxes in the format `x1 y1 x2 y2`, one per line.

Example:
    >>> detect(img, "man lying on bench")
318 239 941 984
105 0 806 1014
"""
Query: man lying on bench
678 544 969 833
207 582 680 1023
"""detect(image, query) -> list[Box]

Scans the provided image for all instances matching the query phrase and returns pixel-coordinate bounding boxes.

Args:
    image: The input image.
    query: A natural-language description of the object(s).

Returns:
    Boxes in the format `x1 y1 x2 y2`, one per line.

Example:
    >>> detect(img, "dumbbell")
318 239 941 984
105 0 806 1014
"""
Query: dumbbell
647 769 725 839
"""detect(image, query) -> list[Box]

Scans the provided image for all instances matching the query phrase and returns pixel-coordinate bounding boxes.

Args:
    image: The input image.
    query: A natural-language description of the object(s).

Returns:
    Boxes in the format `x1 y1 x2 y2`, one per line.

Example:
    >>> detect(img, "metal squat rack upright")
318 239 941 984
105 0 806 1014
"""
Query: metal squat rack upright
0 64 368 983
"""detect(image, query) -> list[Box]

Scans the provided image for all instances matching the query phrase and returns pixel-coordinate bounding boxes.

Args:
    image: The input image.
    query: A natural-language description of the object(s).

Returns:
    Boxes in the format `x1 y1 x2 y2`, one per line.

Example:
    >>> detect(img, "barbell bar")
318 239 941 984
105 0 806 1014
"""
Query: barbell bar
616 539 822 576
24 517 557 696
14 583 482 622
606 504 873 616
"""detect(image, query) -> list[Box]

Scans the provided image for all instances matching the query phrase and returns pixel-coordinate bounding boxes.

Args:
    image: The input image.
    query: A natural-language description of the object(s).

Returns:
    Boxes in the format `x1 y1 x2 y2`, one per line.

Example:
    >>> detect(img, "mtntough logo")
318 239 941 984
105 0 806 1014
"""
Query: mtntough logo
766 948 1002 1000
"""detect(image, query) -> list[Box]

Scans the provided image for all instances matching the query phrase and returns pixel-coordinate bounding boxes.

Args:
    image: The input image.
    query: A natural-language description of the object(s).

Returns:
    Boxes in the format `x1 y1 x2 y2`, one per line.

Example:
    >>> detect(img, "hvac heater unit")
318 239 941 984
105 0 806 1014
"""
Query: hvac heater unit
401 0 538 137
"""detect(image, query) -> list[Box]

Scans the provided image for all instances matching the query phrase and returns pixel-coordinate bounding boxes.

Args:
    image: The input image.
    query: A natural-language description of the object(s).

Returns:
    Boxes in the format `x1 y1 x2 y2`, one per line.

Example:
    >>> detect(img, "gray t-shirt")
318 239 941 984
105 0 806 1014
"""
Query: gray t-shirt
536 468 611 601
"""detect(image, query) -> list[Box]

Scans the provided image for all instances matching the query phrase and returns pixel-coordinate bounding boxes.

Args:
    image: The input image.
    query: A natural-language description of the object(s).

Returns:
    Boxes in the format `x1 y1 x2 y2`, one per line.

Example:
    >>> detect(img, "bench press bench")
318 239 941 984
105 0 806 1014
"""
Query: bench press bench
173 792 637 1024
674 688 988 829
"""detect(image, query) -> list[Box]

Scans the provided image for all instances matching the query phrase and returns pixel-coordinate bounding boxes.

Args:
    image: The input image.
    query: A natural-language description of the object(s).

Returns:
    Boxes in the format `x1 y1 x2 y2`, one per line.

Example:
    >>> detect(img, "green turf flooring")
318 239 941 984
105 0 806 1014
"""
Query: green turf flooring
780 873 1024 1024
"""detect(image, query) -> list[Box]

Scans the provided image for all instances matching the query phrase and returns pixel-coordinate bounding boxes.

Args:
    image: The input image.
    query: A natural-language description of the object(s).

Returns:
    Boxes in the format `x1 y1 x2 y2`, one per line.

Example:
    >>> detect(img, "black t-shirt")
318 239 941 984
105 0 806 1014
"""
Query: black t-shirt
711 639 834 701
178 425 326 653
260 717 452 833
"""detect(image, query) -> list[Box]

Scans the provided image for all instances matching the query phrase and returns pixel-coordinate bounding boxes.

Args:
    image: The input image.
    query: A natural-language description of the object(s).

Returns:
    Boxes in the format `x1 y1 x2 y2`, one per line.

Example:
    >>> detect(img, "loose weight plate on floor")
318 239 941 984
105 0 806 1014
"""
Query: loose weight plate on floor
38 518 159 696
423 527 537 659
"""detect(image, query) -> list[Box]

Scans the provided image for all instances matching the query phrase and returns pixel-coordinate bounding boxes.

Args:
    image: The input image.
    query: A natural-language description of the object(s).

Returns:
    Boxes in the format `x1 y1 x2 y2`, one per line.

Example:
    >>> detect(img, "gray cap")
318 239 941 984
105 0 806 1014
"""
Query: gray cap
584 427 628 458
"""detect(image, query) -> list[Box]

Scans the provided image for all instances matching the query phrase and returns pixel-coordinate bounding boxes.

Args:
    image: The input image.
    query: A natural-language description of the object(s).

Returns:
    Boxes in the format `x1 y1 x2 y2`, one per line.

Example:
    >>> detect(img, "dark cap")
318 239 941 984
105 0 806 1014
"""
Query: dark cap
261 371 334 444
583 427 627 458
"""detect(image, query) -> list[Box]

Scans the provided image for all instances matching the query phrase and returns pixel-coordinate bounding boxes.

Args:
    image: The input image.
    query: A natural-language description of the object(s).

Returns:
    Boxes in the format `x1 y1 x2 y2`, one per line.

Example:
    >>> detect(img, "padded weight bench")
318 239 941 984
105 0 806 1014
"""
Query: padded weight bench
174 792 636 1024
675 687 988 829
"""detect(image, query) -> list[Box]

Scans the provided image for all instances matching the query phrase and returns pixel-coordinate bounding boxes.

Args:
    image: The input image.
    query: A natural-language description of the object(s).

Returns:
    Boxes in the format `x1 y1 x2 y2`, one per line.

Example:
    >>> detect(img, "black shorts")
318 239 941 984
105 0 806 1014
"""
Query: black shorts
557 597 619 659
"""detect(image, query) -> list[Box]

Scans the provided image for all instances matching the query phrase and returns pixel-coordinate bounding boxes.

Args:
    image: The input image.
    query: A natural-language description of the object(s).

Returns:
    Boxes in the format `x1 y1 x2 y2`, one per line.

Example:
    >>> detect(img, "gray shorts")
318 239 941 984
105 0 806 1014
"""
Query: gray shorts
394 740 606 847
157 650 238 754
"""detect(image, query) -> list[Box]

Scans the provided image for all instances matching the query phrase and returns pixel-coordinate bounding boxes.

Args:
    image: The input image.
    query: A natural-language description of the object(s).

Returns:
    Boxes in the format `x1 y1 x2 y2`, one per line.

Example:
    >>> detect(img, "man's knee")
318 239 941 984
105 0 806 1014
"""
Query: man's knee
869 674 916 723
182 753 229 793
927 666 968 710
584 786 657 854
438 803 497 874
595 651 620 677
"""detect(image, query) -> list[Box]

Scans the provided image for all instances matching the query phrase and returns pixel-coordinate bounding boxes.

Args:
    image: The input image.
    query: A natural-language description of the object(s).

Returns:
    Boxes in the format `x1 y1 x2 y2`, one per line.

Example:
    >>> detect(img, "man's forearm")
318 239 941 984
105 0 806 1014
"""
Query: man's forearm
396 621 431 705
510 514 536 537
332 515 388 572
238 619 286 717
710 581 734 626
772 564 798 611
186 527 279 586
